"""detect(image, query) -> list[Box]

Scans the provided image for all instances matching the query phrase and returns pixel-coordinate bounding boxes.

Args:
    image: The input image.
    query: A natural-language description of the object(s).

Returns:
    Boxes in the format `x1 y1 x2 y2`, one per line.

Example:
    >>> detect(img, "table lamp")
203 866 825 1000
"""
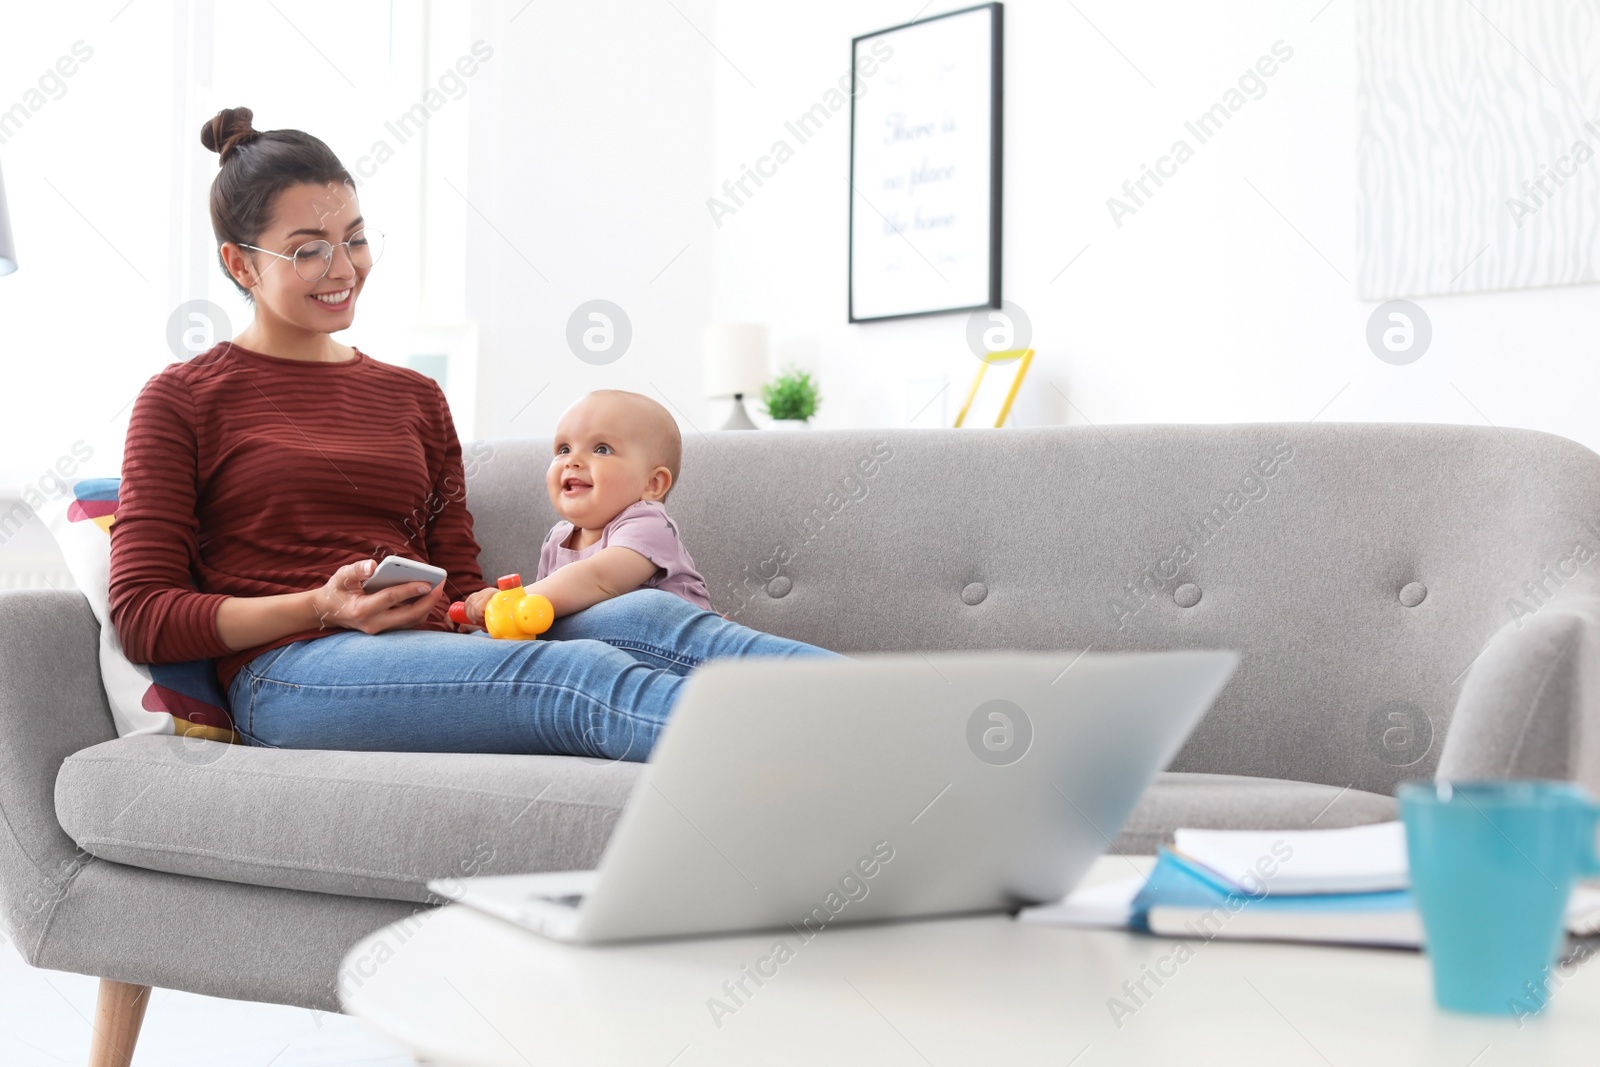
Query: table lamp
703 323 768 430
0 159 16 276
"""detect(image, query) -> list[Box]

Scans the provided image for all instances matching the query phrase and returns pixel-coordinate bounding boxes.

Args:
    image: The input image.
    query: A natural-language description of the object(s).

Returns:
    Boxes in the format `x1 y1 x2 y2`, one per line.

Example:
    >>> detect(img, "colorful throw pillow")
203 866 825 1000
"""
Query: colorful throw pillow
40 477 236 741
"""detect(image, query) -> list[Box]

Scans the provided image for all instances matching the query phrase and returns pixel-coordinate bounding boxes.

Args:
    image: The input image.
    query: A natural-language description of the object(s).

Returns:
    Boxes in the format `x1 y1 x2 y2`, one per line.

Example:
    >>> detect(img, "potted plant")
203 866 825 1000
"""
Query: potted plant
761 367 820 428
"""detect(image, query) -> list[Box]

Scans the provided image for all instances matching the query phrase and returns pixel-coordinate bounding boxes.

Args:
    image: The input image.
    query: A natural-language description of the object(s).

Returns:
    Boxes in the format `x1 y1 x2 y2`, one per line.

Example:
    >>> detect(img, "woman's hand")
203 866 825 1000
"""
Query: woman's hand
311 559 446 635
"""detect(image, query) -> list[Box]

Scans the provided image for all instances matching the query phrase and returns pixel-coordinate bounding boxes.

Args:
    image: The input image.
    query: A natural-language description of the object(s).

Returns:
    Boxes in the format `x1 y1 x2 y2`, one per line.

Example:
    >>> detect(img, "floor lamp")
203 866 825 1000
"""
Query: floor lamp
0 159 16 276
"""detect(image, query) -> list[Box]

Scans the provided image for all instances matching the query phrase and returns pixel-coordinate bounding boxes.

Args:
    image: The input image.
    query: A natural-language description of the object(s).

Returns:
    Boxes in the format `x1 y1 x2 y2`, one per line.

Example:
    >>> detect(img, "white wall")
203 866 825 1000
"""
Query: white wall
8 0 1599 476
466 0 718 441
706 0 1600 451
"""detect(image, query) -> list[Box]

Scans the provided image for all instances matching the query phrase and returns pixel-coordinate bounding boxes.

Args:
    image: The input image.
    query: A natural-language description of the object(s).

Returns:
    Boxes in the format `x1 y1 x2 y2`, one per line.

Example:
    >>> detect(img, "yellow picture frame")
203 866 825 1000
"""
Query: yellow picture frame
954 348 1035 428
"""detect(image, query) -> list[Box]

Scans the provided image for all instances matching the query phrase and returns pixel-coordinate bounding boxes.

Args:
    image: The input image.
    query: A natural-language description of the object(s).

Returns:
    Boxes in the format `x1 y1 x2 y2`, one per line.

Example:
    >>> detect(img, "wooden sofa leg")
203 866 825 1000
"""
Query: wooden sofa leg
88 978 149 1067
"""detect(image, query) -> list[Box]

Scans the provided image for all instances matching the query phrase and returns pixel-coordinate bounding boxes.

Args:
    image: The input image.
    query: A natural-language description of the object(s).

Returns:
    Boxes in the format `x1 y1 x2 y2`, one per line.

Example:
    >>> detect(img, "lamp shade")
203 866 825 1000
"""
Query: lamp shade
703 323 769 398
0 160 15 276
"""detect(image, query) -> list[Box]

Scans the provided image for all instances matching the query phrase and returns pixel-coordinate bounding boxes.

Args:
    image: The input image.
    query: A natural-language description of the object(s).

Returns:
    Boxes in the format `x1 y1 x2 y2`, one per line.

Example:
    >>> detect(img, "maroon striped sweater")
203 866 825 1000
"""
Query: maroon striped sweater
108 342 486 691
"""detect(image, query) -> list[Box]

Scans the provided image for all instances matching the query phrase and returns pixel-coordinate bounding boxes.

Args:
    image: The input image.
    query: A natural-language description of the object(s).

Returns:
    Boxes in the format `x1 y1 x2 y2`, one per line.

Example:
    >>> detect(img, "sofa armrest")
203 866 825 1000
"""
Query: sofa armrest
1439 597 1600 791
0 590 117 964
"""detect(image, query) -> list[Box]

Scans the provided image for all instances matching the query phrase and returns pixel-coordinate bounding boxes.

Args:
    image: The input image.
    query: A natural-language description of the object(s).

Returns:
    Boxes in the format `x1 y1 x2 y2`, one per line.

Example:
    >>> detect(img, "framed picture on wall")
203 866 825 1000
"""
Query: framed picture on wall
849 3 1002 323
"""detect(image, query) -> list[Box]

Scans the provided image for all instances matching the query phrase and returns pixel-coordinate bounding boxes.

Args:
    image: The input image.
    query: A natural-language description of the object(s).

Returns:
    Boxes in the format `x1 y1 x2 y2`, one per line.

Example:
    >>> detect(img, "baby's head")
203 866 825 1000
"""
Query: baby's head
547 390 682 530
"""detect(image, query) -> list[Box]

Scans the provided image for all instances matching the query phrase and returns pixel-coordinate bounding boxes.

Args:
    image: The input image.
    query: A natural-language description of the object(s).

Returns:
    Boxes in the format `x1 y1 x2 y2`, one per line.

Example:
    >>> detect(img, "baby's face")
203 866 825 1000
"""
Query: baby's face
547 395 667 529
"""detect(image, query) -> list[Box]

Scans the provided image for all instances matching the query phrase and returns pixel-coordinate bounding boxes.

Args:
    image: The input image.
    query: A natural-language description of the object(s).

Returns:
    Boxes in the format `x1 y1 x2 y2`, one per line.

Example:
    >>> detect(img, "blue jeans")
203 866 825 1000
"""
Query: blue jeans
226 589 839 760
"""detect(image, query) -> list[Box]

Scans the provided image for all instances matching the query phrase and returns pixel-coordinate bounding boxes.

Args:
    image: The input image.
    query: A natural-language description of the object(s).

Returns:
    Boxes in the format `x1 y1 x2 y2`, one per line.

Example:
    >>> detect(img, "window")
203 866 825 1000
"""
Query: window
0 1 472 489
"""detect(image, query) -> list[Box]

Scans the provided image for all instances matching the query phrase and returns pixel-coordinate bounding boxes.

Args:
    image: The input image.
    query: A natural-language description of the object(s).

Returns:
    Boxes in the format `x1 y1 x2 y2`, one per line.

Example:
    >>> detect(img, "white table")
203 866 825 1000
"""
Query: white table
341 859 1600 1066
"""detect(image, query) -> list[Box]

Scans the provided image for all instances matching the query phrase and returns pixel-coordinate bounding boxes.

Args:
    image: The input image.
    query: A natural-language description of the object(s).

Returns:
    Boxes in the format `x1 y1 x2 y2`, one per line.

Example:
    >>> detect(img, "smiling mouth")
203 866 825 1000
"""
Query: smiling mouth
562 477 592 494
311 288 353 310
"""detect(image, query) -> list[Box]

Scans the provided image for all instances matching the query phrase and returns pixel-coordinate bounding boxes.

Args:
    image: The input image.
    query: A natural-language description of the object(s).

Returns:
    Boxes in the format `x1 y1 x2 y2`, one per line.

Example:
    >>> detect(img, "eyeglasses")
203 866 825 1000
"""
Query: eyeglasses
237 229 385 283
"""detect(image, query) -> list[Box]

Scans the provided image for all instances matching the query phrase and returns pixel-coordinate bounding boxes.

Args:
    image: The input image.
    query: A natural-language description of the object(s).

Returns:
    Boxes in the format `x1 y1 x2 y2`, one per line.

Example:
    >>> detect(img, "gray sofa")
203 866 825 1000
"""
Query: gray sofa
4 424 1598 1055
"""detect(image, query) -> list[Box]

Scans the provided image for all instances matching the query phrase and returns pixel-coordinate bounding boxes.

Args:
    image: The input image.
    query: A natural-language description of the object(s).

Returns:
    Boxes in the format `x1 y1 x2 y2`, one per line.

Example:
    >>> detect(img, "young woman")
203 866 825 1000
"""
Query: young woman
107 107 835 759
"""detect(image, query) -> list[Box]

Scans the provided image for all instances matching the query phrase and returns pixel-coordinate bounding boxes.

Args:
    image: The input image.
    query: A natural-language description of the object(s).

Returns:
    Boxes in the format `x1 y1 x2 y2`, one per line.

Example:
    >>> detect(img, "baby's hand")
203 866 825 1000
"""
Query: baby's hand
460 587 496 628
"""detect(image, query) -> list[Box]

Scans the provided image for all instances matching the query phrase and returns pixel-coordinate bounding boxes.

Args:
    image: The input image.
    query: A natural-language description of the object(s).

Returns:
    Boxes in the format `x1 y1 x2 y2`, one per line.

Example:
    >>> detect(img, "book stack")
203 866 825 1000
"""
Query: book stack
1020 821 1600 947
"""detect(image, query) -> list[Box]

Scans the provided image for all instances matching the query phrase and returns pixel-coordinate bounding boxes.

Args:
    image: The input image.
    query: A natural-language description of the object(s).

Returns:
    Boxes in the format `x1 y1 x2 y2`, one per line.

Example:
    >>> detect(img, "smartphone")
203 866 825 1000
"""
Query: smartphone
362 555 448 595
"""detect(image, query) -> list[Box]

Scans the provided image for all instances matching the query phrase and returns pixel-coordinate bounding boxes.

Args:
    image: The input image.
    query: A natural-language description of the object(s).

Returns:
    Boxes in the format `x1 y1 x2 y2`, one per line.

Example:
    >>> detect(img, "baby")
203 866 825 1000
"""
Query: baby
461 390 710 627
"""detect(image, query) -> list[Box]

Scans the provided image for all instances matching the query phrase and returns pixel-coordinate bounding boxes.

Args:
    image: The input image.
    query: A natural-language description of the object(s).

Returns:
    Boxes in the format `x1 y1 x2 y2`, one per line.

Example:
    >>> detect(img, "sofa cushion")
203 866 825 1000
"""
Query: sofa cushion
55 735 642 903
58 738 1395 901
39 478 236 741
1112 772 1397 855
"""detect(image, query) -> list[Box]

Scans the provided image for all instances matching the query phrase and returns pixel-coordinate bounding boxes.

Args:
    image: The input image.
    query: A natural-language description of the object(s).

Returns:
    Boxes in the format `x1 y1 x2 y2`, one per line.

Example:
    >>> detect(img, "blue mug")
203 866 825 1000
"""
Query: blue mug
1399 780 1600 1015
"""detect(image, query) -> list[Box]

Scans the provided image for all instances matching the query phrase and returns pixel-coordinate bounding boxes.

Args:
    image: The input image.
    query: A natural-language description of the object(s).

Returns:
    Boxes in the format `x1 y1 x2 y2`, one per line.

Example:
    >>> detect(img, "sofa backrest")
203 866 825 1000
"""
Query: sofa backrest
467 424 1600 798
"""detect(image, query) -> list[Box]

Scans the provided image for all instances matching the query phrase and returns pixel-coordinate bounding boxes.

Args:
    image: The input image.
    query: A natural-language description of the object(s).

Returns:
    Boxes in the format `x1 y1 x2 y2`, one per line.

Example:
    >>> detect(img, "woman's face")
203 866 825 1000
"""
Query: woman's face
225 181 368 334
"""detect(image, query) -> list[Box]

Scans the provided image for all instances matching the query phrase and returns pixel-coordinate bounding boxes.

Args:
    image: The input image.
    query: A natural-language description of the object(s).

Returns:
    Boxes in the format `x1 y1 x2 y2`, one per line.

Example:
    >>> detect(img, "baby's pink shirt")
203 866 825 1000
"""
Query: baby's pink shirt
536 500 712 610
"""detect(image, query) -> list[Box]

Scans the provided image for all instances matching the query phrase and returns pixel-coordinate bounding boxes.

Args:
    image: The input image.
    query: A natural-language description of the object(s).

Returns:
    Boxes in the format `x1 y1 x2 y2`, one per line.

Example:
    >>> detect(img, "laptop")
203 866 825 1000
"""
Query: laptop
432 649 1237 943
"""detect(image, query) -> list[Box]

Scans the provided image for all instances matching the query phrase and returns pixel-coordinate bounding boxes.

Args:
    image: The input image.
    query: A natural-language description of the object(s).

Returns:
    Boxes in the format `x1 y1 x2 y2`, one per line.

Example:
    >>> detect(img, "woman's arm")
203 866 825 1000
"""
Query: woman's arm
109 374 238 663
214 559 449 651
214 590 321 651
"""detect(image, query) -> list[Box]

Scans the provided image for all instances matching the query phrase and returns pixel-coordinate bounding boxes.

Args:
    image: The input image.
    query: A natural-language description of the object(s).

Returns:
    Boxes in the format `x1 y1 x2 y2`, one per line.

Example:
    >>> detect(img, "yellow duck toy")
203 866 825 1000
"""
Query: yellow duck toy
449 573 553 640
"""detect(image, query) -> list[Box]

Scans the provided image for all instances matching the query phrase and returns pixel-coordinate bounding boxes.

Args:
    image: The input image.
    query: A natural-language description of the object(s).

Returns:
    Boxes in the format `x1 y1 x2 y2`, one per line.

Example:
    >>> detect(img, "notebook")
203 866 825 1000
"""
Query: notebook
1172 821 1408 894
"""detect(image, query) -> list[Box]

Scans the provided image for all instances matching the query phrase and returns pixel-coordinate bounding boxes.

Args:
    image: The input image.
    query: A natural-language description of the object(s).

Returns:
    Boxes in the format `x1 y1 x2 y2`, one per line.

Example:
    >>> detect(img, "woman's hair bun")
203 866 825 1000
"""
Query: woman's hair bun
200 107 262 165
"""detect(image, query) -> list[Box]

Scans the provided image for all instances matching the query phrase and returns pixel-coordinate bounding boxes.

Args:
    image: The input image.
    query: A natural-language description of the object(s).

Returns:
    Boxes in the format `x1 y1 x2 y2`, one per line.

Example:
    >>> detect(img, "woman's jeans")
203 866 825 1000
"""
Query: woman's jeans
226 589 840 761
